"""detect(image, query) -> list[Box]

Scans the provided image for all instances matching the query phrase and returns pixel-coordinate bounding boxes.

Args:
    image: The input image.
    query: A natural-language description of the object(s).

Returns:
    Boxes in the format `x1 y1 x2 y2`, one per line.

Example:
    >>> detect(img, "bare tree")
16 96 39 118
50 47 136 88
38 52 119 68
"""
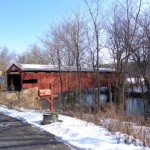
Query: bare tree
105 0 142 108
0 47 14 73
42 11 88 103
16 44 46 64
62 13 88 102
84 0 104 106
51 26 65 95
131 8 150 94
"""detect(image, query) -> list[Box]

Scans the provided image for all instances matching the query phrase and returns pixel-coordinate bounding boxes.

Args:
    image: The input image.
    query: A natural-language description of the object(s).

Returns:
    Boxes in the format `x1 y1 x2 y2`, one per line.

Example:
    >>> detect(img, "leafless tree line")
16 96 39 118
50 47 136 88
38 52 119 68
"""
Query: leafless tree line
0 0 150 108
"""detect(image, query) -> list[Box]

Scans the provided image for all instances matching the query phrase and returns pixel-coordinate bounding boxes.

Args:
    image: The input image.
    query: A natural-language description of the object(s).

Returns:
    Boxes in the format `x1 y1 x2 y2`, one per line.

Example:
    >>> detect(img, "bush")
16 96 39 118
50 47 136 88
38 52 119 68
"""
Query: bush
51 112 59 119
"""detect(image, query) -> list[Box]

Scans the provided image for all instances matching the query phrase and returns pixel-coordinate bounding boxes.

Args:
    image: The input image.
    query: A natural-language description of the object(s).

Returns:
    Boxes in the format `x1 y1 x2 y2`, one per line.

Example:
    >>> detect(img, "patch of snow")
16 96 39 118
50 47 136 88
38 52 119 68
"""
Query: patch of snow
0 105 149 150
126 78 144 84
126 78 147 93
128 86 147 93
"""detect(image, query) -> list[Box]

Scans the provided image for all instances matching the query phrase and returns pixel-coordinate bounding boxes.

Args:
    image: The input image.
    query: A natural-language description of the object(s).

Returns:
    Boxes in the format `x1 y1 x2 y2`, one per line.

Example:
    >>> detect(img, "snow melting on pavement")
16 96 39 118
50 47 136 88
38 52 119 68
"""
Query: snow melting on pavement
0 105 149 150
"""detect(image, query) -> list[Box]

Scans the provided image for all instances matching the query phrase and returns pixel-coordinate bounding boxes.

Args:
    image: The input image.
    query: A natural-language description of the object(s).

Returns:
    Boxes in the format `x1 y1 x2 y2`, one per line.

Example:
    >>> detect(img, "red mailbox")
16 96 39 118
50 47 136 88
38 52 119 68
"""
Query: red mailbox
38 88 53 112
38 89 51 97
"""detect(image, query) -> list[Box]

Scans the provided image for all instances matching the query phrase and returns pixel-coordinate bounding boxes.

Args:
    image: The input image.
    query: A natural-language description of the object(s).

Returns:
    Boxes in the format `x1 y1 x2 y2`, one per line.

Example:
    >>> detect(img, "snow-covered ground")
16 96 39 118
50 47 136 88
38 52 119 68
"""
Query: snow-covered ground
0 105 149 150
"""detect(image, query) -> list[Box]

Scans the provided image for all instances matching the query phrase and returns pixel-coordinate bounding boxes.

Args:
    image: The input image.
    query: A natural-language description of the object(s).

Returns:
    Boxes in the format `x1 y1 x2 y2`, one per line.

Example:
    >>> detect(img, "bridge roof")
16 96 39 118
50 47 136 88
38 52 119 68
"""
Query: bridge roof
12 63 114 73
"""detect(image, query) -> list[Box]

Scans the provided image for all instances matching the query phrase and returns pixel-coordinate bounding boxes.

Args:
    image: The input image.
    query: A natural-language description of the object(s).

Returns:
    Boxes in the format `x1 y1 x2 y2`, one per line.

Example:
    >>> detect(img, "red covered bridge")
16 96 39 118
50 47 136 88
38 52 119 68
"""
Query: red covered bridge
6 63 115 95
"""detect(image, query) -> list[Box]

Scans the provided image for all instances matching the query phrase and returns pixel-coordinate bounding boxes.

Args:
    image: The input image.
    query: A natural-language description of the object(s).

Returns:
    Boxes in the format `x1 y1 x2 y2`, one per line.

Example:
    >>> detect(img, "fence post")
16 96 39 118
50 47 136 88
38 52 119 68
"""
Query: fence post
49 83 53 112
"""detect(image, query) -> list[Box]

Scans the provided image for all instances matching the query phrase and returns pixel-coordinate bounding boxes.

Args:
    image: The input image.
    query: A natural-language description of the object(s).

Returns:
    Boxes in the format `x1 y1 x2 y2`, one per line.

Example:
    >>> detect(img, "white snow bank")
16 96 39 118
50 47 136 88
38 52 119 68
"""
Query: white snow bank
0 105 149 150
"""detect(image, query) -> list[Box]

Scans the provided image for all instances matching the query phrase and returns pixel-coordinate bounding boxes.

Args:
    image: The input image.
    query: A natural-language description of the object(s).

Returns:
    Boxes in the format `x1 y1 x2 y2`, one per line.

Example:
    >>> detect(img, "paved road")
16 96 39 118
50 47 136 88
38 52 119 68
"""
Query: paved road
0 113 71 150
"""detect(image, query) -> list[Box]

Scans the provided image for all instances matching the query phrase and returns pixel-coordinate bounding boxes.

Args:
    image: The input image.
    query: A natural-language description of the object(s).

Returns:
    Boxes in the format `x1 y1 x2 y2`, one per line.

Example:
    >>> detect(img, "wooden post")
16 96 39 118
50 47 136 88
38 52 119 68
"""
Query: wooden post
49 83 53 112
108 85 112 104
0 84 2 94
50 96 53 112
0 71 2 93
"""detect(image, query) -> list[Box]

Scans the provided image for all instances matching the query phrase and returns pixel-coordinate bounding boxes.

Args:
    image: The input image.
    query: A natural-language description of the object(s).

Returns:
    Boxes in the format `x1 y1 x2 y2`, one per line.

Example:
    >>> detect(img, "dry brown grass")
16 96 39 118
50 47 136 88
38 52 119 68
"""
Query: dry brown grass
0 88 42 109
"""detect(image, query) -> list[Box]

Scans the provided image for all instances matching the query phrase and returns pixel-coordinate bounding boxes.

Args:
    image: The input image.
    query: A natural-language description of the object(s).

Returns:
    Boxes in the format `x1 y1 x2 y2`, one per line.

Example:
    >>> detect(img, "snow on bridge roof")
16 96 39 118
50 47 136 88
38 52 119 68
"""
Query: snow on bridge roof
15 63 114 73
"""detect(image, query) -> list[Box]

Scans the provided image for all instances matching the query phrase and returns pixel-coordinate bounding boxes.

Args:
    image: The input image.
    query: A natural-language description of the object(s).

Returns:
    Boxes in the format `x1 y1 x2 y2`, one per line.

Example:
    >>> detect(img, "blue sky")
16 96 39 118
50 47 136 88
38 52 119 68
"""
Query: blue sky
0 0 85 53
1 0 149 54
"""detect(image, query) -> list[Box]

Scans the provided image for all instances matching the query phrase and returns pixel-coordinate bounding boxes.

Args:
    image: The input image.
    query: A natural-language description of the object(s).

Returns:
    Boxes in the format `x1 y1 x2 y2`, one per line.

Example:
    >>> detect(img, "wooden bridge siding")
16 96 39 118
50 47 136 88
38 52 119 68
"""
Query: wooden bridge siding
99 72 115 86
22 71 115 95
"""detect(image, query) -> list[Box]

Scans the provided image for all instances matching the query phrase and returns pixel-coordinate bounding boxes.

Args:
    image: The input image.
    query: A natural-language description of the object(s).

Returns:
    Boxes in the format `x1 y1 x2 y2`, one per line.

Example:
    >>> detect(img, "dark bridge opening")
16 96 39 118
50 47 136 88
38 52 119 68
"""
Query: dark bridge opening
8 72 21 91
